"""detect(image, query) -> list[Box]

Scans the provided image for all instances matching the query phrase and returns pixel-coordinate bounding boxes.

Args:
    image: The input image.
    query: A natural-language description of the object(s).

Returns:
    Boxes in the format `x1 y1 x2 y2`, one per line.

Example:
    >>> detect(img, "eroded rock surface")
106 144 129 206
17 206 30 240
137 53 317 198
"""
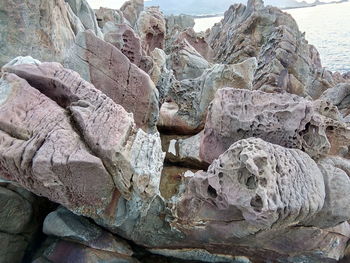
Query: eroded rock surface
65 30 159 132
136 7 166 55
159 58 257 134
200 88 350 163
207 0 334 98
120 0 144 27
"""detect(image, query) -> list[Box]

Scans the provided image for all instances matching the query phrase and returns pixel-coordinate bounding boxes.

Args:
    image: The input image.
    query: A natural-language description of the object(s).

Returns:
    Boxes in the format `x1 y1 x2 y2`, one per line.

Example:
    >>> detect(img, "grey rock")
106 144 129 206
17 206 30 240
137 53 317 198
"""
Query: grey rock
0 0 75 66
43 206 133 255
120 0 144 28
64 0 103 38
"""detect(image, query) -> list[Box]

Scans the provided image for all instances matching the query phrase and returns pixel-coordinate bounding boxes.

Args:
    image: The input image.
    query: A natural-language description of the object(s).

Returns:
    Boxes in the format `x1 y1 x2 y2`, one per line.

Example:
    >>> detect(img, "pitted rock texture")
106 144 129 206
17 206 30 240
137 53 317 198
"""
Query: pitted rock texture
65 30 159 133
136 7 166 55
0 0 75 66
174 138 325 239
207 0 335 98
158 58 257 134
200 88 350 163
321 83 350 121
120 0 144 27
167 39 211 81
103 23 152 73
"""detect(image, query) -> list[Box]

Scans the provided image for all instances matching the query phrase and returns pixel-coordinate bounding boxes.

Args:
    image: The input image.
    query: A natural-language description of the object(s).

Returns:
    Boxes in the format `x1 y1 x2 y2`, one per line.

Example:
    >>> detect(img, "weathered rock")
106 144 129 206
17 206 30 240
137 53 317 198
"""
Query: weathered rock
136 7 166 55
200 88 350 163
306 157 350 228
161 133 208 169
0 232 28 263
321 83 350 120
103 23 151 72
120 0 144 27
65 30 159 132
158 58 257 134
36 240 138 263
95 7 126 28
175 138 326 239
0 187 32 234
169 29 214 62
43 206 133 255
166 15 195 35
0 0 75 66
64 0 103 38
207 0 334 98
149 48 176 103
167 39 211 81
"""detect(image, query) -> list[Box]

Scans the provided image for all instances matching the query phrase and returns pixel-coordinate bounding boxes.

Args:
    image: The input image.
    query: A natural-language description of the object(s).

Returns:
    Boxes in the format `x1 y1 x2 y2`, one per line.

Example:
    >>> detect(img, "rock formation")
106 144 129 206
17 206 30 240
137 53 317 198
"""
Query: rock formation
1 0 350 262
207 0 335 98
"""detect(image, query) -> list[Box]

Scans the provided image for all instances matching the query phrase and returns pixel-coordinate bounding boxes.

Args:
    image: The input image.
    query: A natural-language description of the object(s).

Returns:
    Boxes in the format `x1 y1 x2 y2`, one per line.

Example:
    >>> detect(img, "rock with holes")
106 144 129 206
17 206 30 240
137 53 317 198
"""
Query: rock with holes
120 0 144 27
167 39 211 81
103 23 152 73
43 206 133 256
95 7 126 28
321 83 350 121
64 30 159 132
158 58 257 134
136 7 166 55
174 138 326 239
207 0 335 98
64 0 103 38
305 157 350 228
0 0 76 67
200 88 350 164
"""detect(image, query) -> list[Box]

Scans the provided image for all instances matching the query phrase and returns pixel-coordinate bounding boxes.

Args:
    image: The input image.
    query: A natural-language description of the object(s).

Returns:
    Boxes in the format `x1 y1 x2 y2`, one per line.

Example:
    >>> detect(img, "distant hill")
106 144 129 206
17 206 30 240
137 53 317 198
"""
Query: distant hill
144 0 313 15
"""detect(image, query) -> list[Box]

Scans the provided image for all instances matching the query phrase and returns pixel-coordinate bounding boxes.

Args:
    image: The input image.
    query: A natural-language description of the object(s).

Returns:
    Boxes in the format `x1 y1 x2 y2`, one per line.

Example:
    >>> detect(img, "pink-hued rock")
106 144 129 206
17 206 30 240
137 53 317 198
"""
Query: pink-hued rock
120 0 144 27
136 7 166 55
200 88 350 164
103 23 153 73
65 30 159 133
0 73 116 214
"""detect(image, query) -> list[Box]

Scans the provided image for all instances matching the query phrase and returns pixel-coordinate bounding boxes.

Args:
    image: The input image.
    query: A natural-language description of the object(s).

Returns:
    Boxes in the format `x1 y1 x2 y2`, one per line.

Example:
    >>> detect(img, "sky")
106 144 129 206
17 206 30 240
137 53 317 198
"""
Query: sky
86 0 339 9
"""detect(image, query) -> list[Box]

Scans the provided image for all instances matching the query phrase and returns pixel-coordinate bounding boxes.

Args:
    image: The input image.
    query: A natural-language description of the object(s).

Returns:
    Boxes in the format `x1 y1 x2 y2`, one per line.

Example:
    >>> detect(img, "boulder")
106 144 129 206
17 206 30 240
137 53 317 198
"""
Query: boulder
64 0 103 38
0 232 28 263
158 58 257 134
200 88 350 163
43 206 133 256
0 187 32 234
103 23 152 73
0 0 75 66
321 83 350 120
35 240 138 263
95 7 126 28
165 15 195 35
65 30 159 132
207 0 334 98
136 7 166 55
1 62 165 221
306 157 350 228
120 0 144 27
167 39 211 81
161 133 208 169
